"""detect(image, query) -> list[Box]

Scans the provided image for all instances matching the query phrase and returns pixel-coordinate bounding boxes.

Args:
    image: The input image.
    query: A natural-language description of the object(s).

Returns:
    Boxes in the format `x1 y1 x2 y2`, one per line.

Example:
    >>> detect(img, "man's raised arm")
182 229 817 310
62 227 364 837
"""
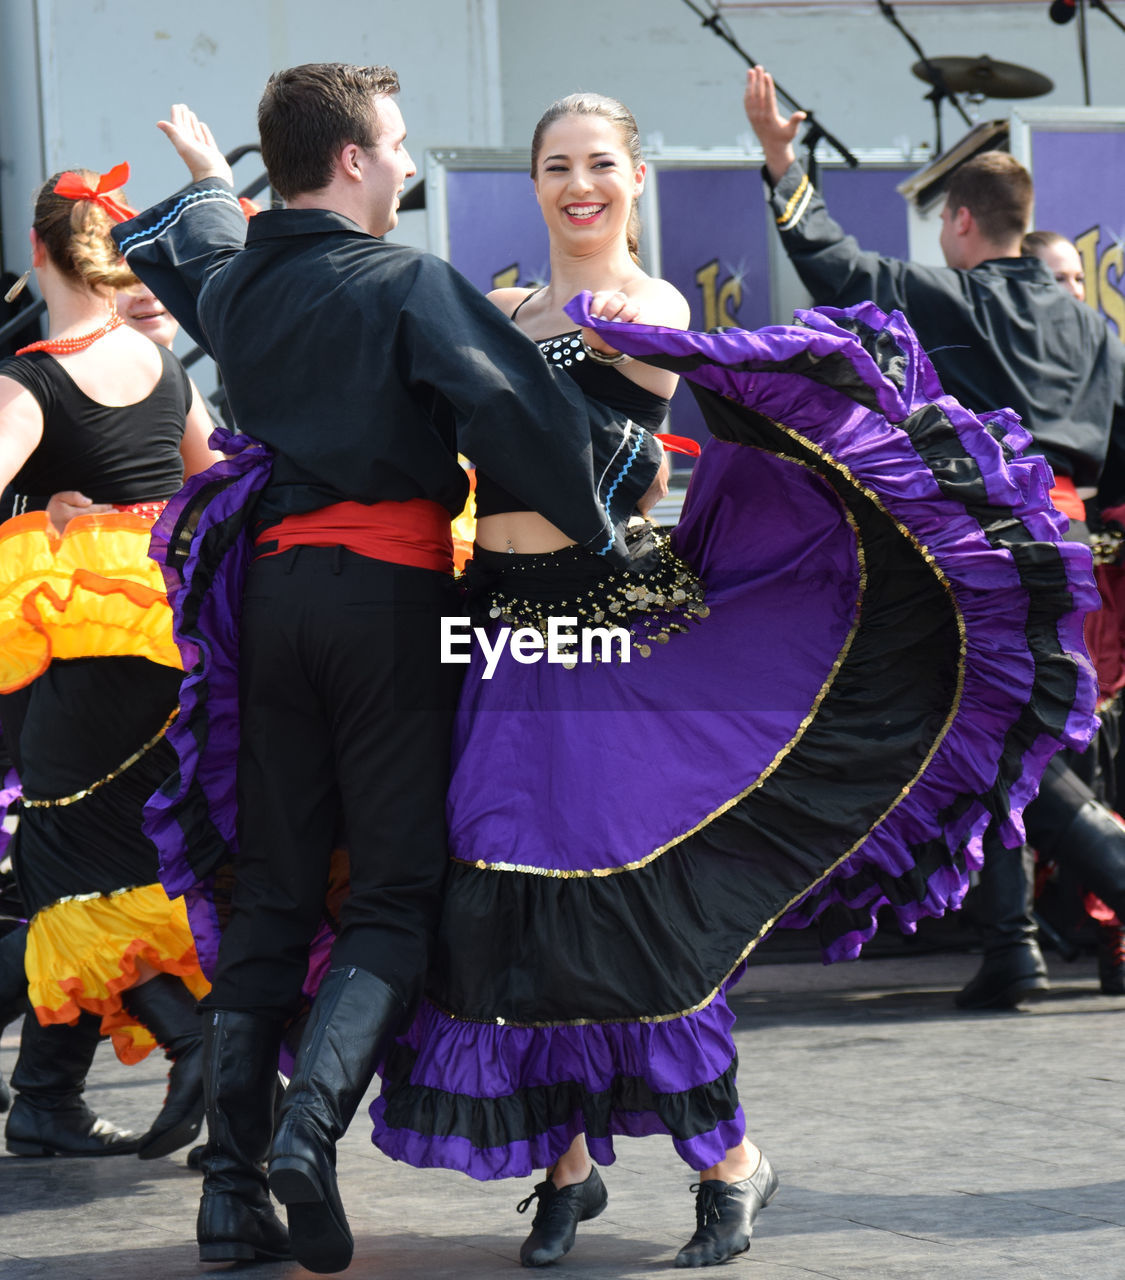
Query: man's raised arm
743 67 934 313
112 105 244 355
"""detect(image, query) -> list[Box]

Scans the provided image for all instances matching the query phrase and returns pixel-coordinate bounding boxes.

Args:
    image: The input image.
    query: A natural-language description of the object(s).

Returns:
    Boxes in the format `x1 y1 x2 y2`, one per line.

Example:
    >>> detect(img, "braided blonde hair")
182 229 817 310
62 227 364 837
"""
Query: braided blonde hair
33 170 137 294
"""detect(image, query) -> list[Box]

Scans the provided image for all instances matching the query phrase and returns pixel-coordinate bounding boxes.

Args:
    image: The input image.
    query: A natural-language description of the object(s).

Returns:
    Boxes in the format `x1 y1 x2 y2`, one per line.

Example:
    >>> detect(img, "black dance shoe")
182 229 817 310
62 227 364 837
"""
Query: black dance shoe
516 1166 608 1267
673 1153 779 1268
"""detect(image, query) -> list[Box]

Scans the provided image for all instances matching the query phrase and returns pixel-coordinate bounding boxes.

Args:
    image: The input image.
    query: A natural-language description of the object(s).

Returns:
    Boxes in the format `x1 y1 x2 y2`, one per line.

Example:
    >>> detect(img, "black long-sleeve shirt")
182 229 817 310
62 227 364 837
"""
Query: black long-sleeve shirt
765 162 1125 489
113 179 660 559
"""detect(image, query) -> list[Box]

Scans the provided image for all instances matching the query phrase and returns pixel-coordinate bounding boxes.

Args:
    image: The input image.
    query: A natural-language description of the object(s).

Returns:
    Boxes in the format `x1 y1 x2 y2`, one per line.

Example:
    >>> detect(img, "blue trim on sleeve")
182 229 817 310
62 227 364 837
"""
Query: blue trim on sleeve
603 426 644 522
117 187 242 252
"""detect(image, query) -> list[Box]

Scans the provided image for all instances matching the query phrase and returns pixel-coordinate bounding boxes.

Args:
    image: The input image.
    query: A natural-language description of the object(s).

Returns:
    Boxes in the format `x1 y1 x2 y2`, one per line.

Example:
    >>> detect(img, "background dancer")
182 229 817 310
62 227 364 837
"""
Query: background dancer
0 167 218 1161
371 91 1096 1271
1022 230 1086 302
113 64 665 1272
743 64 1125 1010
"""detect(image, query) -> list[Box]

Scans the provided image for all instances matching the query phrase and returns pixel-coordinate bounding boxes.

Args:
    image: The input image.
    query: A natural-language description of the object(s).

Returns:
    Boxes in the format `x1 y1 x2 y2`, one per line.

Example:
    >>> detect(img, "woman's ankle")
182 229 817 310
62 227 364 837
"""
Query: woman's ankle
548 1138 593 1188
699 1138 761 1184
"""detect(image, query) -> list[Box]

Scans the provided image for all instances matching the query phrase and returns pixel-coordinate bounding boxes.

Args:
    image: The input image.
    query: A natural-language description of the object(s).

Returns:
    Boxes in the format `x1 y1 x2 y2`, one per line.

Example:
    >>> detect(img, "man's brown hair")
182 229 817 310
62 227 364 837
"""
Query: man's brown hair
944 151 1032 246
258 63 400 200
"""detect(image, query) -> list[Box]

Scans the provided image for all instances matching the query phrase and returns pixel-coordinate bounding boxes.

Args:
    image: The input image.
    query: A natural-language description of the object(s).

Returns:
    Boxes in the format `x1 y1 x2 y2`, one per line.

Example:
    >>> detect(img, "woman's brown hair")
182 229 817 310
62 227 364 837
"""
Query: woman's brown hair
530 93 645 265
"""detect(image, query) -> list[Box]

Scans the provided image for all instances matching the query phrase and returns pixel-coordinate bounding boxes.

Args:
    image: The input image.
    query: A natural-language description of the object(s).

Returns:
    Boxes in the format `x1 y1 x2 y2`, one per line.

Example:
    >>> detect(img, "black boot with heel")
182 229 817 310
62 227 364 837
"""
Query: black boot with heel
122 973 205 1159
197 1008 291 1263
268 966 407 1274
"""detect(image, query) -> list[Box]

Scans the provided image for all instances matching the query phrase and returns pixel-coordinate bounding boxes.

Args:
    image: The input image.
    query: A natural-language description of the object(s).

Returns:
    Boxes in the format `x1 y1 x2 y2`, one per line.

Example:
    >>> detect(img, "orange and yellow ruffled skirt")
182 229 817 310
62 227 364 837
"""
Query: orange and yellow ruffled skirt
25 884 210 1064
0 510 181 694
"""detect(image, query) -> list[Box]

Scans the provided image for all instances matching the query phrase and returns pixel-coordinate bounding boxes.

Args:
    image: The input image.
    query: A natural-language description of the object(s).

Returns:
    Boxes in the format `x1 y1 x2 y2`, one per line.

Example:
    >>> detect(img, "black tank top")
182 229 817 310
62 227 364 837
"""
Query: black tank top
475 330 670 518
1 344 191 505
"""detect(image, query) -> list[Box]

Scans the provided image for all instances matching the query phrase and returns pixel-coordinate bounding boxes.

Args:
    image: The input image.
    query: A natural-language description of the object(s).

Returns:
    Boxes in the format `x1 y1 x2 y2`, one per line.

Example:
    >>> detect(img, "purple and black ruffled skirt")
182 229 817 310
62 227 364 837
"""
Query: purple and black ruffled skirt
368 298 1097 1179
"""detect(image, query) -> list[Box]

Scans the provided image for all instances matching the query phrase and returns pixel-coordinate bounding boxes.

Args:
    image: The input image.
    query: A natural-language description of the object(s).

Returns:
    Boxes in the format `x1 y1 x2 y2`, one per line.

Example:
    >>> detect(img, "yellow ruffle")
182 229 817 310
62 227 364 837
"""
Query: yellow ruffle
25 884 210 1064
0 511 181 694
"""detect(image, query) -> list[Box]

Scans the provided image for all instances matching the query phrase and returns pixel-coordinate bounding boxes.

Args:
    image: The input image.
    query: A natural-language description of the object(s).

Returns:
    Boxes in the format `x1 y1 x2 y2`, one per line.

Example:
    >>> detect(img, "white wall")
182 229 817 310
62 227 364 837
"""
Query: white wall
3 0 1121 277
497 0 1123 157
0 0 503 276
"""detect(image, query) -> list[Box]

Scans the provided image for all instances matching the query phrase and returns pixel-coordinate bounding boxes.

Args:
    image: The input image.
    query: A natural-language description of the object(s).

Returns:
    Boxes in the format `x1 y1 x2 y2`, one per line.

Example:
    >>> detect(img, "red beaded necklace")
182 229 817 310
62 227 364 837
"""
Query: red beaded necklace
16 310 124 357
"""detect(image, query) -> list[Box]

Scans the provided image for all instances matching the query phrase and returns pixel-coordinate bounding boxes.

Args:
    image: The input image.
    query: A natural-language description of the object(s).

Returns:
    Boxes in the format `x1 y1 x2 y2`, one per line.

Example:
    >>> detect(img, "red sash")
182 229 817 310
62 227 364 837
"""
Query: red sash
255 499 454 574
1049 475 1085 523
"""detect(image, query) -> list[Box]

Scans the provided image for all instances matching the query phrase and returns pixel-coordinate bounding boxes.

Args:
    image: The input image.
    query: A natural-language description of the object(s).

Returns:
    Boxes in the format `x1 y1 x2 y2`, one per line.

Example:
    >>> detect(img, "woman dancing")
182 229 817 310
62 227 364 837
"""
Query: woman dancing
136 93 1096 1271
0 166 218 1160
368 93 1098 1269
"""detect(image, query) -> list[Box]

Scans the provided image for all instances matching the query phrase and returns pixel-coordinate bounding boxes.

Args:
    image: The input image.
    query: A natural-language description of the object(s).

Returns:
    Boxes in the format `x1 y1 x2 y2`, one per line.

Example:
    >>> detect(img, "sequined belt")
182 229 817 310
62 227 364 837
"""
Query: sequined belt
467 526 708 658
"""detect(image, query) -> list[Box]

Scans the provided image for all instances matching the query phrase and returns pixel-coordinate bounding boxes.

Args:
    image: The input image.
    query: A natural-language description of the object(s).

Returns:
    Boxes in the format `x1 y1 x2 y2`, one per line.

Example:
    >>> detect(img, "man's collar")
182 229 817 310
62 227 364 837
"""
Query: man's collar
245 206 376 243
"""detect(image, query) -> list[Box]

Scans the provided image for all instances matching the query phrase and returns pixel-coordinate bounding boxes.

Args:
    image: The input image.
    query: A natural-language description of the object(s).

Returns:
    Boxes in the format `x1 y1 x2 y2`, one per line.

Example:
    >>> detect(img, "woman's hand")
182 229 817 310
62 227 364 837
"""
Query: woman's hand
636 444 670 515
743 67 805 185
581 288 641 357
46 490 111 536
156 104 234 186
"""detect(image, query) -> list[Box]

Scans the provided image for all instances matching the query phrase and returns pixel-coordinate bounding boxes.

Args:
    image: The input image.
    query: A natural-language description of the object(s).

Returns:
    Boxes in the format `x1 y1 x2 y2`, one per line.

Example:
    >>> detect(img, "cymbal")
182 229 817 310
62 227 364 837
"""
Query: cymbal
912 55 1054 99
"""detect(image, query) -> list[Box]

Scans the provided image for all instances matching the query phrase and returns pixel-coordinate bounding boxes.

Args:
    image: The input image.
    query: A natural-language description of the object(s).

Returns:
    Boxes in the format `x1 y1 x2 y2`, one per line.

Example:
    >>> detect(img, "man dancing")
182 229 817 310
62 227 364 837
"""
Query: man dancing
744 65 1125 1011
114 64 664 1272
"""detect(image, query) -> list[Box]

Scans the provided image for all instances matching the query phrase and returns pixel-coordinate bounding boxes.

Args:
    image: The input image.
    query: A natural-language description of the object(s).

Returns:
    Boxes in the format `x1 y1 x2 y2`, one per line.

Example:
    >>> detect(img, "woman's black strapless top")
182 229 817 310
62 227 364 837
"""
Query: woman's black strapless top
474 331 670 518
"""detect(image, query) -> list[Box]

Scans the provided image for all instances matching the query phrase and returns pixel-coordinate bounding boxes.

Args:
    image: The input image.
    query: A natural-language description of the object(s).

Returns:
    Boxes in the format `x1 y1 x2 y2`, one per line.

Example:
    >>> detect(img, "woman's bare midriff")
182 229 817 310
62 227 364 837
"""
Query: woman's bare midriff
474 510 576 555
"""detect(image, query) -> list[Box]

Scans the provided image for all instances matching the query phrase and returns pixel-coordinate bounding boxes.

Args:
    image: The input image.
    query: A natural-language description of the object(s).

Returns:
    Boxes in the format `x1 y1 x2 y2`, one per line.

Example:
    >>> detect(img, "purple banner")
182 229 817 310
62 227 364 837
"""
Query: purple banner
1031 130 1125 339
821 168 913 261
656 168 772 447
446 170 549 294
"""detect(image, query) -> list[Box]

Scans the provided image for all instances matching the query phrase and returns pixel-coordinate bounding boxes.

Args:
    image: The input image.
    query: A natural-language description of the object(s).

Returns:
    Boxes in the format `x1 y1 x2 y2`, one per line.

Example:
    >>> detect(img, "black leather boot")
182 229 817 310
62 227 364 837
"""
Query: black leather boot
1027 756 1125 921
0 924 27 1115
121 974 204 1160
197 1008 291 1263
1098 922 1125 995
674 1152 779 1268
955 838 1048 1010
268 966 407 1274
5 1012 140 1156
517 1166 608 1267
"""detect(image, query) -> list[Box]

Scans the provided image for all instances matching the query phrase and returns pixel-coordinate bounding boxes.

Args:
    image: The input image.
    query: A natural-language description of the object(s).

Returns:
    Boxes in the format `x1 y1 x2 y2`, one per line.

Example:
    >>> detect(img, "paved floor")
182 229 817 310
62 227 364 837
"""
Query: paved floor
0 951 1121 1280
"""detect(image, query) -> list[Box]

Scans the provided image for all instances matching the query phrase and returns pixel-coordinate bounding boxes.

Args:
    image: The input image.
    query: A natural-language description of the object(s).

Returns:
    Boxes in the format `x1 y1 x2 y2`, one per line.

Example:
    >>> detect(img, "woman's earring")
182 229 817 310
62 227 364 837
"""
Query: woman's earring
4 270 31 304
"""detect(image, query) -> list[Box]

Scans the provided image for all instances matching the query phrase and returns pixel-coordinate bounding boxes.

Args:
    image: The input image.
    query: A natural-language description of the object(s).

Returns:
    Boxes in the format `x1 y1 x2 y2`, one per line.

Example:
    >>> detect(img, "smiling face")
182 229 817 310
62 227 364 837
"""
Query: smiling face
532 112 644 252
116 282 179 349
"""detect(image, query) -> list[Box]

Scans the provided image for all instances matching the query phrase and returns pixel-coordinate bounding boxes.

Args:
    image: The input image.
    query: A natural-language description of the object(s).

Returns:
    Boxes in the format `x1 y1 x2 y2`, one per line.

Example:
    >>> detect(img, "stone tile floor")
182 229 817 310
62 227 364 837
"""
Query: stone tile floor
1 952 1121 1279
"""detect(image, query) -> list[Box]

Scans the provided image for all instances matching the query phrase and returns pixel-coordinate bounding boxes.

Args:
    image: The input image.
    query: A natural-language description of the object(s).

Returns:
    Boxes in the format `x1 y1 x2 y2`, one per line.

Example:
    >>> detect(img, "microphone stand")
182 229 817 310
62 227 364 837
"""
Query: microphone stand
1077 0 1092 104
1091 0 1125 33
678 0 859 177
875 0 972 155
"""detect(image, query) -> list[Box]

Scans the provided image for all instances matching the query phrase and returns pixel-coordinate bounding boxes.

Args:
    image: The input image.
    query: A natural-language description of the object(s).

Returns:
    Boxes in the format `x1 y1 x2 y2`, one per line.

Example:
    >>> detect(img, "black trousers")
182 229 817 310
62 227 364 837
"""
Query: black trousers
207 547 463 1016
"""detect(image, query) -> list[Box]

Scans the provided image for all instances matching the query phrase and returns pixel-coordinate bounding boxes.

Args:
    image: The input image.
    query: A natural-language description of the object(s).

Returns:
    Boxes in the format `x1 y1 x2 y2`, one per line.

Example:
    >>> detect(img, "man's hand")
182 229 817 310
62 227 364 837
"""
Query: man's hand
46 490 112 536
743 67 806 186
636 446 670 516
581 288 641 357
156 104 234 186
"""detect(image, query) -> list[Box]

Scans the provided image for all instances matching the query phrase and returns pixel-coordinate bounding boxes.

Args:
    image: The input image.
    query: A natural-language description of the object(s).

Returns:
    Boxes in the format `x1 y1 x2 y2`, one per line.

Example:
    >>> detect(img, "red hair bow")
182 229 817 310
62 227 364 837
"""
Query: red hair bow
53 163 137 223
